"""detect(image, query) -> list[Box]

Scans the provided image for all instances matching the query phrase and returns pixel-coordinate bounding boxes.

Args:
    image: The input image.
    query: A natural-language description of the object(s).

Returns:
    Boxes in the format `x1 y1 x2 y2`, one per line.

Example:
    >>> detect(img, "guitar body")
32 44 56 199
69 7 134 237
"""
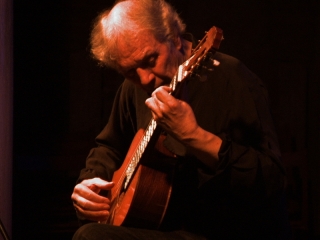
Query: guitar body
107 128 175 229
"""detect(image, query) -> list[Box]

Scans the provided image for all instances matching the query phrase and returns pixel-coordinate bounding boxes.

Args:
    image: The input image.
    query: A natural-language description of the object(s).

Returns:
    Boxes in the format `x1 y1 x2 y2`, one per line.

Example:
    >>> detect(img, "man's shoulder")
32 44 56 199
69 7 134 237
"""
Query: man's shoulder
209 51 265 90
213 51 242 67
212 52 256 79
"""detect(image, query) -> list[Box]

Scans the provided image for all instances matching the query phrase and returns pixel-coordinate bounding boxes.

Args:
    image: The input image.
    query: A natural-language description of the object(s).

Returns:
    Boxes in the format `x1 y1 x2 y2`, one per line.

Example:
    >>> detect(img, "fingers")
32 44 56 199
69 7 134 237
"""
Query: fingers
145 86 178 117
71 178 115 222
154 85 171 95
145 85 198 142
72 199 109 222
73 203 110 222
151 86 173 103
72 181 111 204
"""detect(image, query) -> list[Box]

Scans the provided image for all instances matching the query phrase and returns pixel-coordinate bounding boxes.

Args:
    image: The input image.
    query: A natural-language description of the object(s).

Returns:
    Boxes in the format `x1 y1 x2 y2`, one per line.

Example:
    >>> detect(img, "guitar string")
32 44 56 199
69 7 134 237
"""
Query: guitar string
112 118 157 192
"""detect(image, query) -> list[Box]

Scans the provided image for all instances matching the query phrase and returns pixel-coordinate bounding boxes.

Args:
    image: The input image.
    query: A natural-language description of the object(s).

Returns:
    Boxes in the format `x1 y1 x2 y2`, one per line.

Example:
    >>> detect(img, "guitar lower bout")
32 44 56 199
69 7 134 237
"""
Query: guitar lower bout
108 161 174 229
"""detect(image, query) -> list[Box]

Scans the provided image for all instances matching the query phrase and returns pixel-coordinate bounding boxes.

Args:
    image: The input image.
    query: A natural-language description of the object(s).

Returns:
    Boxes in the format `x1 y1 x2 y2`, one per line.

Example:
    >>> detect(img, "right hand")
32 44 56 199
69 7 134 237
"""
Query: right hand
71 177 115 222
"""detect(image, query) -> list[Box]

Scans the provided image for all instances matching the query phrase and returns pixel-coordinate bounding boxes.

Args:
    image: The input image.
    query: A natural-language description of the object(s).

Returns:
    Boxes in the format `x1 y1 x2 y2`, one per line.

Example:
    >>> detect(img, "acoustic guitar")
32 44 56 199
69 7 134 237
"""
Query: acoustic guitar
105 26 223 229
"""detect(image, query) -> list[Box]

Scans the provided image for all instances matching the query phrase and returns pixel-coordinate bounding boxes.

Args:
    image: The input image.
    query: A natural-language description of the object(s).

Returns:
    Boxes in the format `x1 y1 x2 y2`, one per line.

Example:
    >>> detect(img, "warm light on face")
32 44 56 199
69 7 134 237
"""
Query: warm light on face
114 32 185 94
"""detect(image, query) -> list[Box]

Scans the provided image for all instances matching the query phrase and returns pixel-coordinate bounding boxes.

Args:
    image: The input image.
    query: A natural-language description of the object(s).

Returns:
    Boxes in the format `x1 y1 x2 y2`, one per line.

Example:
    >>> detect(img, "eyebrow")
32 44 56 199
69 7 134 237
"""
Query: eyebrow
125 51 157 72
135 50 156 63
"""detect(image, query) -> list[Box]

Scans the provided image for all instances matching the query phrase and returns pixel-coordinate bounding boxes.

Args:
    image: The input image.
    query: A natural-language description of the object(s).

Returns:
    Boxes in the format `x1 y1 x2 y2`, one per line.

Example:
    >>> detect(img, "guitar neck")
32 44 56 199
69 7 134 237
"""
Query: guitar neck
123 118 159 190
124 70 183 189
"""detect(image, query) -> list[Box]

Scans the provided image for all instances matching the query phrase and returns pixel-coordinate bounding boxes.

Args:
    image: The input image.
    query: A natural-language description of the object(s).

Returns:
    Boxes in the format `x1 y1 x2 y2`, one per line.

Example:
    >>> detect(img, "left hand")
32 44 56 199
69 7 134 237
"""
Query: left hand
145 86 199 142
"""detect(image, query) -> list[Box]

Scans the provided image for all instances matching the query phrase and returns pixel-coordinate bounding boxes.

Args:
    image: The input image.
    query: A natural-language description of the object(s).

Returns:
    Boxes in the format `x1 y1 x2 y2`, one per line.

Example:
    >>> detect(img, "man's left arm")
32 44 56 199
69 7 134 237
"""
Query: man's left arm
145 85 286 198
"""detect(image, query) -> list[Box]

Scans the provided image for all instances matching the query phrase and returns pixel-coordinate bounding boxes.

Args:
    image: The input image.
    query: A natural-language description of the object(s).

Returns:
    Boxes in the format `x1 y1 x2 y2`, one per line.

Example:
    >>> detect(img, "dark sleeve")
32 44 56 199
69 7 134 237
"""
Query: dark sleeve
196 53 286 199
215 133 285 199
77 80 137 183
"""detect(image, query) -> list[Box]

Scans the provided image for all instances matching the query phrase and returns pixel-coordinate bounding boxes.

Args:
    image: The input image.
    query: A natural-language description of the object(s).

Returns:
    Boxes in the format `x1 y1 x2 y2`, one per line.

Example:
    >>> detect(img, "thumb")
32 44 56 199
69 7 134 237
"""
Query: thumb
83 177 115 192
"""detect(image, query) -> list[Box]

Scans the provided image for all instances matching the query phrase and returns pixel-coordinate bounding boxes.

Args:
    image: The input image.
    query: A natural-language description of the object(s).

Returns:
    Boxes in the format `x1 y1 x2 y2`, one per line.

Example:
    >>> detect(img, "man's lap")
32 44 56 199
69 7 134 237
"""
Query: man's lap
72 223 206 240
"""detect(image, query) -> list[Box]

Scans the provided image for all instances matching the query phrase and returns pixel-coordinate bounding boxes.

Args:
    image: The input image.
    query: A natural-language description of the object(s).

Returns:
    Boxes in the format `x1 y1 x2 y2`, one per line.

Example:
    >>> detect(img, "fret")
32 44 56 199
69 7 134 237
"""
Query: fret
169 74 177 92
124 119 158 189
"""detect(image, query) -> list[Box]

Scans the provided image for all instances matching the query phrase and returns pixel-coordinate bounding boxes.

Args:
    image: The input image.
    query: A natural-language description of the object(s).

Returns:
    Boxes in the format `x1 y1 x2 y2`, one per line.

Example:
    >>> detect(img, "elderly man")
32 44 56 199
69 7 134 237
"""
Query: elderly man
71 0 290 239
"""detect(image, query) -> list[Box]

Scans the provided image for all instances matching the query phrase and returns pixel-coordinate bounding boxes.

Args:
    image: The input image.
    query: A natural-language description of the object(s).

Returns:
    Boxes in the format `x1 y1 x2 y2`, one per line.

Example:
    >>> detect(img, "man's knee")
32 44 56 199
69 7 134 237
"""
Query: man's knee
72 223 100 240
72 223 130 240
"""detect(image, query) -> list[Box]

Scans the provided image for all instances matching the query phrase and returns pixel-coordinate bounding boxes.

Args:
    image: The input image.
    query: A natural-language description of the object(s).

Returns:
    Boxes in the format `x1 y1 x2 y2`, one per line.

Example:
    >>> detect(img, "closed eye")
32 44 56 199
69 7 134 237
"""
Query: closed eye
141 54 158 68
122 53 158 78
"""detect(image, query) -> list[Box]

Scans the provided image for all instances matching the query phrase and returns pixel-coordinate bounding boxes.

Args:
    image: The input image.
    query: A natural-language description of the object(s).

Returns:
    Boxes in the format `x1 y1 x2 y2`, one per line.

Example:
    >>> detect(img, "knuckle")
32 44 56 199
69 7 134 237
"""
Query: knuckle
71 192 76 201
75 183 85 192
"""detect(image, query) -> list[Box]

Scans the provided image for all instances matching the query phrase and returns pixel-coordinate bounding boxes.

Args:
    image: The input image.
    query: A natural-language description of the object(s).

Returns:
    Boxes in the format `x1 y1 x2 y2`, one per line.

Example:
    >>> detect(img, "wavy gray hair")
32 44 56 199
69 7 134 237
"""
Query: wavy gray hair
90 0 186 68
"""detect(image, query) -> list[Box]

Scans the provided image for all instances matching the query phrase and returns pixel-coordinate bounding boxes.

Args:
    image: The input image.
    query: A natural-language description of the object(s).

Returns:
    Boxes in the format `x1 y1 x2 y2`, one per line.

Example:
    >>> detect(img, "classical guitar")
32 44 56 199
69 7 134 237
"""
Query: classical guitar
105 26 223 229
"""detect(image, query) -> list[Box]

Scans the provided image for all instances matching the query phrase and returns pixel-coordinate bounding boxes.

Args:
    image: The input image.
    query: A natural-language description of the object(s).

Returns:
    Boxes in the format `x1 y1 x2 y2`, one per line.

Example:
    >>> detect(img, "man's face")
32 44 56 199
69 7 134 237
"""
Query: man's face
116 32 185 94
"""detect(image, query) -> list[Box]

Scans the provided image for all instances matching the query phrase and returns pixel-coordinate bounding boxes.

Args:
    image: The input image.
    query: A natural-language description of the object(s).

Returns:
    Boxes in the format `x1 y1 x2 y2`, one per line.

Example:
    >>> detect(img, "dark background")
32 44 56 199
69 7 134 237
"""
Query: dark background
13 0 320 239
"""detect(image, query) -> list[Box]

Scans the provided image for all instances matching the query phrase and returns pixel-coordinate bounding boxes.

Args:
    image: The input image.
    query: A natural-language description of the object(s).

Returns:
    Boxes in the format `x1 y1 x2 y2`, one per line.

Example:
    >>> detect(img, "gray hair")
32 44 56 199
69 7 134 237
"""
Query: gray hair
90 0 186 68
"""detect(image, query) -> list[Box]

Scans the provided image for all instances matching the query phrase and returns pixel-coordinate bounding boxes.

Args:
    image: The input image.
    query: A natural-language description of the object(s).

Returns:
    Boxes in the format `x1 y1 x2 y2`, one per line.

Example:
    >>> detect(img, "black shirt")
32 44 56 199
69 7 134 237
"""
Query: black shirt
78 52 289 239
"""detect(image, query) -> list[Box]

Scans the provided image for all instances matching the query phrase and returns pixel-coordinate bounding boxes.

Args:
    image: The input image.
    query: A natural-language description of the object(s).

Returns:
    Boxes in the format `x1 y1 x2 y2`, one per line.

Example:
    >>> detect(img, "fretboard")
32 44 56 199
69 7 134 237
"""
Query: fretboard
124 118 157 189
123 67 187 189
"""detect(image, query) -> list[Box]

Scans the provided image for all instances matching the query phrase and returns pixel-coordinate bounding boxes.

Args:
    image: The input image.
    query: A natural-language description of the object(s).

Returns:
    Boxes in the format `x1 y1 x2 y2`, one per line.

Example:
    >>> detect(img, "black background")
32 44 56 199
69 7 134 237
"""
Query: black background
13 0 320 239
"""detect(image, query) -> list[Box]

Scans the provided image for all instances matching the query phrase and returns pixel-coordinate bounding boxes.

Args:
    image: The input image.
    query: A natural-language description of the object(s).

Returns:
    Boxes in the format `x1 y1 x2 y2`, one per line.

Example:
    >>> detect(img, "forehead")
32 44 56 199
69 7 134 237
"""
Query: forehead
116 32 164 69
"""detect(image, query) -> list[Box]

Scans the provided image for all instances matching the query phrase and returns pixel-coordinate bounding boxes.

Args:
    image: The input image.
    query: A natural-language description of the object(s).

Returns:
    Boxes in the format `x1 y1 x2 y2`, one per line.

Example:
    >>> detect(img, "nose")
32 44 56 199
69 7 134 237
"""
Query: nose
136 68 154 87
